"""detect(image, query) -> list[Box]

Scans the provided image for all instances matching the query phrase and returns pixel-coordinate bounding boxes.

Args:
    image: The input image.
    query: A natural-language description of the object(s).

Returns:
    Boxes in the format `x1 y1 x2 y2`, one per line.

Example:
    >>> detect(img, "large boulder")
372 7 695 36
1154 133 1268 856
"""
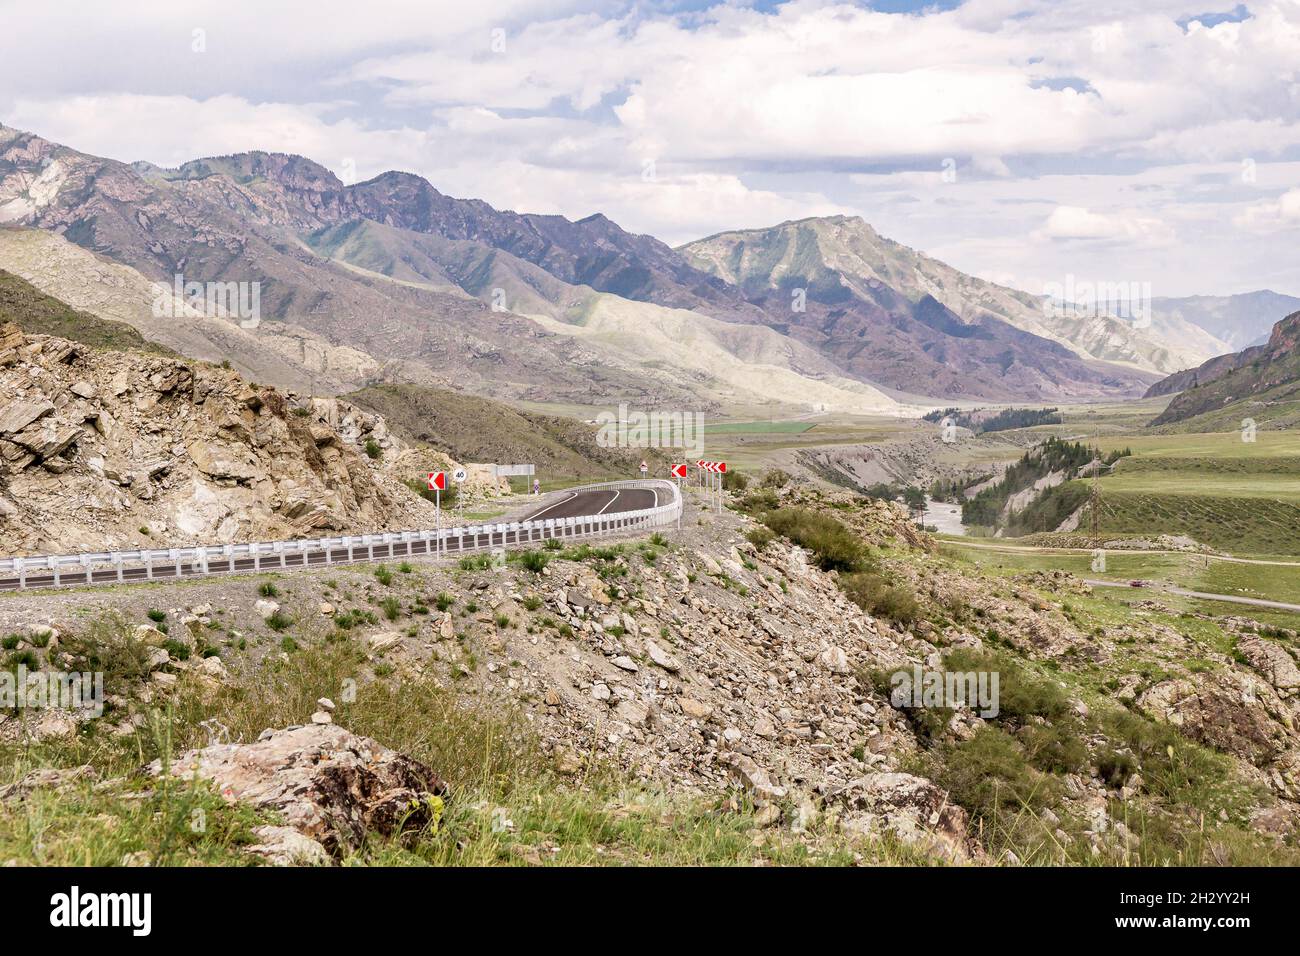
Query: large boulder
1236 634 1300 695
1136 675 1290 765
149 723 446 859
187 440 260 482
829 772 979 863
11 419 81 459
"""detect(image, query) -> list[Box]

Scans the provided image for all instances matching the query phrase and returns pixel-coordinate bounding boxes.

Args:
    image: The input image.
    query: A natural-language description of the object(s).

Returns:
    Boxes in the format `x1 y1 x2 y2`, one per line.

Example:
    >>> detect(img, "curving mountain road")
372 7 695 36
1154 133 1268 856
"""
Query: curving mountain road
0 482 671 592
518 487 659 522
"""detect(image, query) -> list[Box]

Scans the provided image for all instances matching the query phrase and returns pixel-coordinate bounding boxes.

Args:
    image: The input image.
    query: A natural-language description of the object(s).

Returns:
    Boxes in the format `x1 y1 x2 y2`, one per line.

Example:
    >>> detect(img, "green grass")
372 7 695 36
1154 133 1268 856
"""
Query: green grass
345 382 665 484
760 507 867 572
0 628 916 867
0 769 266 866
940 539 1300 612
956 426 1300 555
703 420 816 435
0 269 176 356
1090 486 1300 554
881 614 1294 865
1113 455 1300 476
1099 472 1300 502
1094 430 1300 459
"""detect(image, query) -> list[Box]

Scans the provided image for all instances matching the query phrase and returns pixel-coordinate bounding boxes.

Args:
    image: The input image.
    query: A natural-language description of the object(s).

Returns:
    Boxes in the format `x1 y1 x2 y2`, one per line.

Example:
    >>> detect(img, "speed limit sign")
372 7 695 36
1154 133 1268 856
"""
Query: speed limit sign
452 467 467 483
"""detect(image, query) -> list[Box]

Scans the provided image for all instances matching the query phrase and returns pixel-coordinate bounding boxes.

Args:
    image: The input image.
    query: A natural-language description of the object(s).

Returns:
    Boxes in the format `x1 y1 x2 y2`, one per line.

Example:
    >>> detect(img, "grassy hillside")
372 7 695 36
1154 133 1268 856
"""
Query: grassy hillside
1043 433 1300 554
1153 390 1300 434
0 269 173 354
1151 312 1300 427
1054 480 1300 554
939 541 1300 626
935 422 1300 555
346 383 671 483
681 216 1214 376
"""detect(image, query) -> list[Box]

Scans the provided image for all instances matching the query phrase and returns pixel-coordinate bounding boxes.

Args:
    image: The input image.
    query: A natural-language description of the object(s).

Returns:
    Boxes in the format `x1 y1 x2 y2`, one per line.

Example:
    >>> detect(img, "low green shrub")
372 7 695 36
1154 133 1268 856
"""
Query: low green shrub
840 571 919 625
762 507 865 572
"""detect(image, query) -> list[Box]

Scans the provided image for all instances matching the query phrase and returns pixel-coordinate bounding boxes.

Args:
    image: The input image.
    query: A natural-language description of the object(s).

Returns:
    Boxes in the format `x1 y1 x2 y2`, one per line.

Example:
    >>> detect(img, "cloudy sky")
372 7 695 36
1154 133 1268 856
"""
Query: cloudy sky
2 0 1298 297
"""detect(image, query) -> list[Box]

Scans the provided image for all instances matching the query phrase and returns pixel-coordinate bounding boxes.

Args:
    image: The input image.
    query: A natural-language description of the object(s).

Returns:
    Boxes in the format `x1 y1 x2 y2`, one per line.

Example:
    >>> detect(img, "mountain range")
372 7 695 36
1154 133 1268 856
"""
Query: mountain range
1 122 1294 412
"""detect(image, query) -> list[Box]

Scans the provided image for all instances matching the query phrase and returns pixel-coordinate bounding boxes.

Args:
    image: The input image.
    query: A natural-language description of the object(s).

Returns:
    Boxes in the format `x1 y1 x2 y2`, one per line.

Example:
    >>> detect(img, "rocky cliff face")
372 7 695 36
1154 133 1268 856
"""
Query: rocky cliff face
0 322 442 555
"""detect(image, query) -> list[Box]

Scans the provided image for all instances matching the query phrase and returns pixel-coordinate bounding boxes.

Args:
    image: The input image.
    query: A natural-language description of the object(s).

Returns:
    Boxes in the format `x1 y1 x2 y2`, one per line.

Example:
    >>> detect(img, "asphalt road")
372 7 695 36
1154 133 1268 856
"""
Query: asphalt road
519 487 658 522
0 485 664 592
1085 579 1300 613
942 538 1300 568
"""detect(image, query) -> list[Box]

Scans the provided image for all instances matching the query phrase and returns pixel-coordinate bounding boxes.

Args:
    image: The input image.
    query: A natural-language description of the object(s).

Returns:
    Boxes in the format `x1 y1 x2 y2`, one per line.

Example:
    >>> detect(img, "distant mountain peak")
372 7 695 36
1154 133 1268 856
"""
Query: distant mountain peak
362 169 433 188
167 151 343 191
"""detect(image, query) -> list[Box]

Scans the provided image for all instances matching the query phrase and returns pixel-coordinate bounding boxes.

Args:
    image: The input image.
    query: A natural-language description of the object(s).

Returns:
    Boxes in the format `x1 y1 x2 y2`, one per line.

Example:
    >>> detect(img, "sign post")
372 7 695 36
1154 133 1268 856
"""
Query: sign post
452 467 467 523
428 471 446 556
696 461 727 514
670 464 687 530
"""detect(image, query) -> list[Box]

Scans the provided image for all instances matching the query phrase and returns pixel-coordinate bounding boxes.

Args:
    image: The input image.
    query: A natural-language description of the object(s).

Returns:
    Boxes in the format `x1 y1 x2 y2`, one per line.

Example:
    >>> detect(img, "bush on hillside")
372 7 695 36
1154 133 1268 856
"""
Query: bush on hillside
762 507 865 572
722 470 749 492
840 571 920 625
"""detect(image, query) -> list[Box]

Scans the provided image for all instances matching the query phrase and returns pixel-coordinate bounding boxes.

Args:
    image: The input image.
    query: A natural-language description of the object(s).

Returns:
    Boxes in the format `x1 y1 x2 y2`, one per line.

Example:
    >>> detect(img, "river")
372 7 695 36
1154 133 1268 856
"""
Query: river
922 497 967 536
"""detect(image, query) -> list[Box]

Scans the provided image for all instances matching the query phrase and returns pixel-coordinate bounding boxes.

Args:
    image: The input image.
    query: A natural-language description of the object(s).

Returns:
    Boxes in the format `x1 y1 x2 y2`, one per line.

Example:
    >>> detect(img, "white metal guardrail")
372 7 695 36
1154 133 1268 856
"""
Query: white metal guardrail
0 479 681 592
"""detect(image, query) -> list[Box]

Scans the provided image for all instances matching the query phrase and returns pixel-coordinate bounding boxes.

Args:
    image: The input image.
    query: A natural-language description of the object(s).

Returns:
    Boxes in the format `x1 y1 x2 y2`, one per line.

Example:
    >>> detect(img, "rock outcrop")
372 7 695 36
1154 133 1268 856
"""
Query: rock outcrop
150 723 446 862
0 323 444 554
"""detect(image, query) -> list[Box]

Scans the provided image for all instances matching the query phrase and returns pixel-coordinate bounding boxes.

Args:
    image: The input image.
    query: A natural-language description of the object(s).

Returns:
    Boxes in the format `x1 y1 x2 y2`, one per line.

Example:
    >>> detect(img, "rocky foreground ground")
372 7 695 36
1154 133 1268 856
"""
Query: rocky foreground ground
2 479 1299 866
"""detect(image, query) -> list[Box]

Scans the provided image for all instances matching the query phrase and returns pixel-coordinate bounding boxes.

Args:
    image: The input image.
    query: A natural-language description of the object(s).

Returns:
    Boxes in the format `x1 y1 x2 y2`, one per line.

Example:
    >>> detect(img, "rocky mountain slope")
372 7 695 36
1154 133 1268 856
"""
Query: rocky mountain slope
303 188 1170 401
306 219 903 415
0 264 171 355
0 127 899 413
0 128 666 408
0 320 448 555
1148 310 1300 427
680 217 1168 400
707 218 1236 376
0 226 390 394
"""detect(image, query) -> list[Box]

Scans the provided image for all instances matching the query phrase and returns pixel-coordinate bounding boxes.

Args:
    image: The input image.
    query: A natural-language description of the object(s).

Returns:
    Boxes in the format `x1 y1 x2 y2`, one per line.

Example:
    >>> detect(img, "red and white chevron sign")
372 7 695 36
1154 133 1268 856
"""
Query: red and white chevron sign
670 463 688 479
698 460 727 473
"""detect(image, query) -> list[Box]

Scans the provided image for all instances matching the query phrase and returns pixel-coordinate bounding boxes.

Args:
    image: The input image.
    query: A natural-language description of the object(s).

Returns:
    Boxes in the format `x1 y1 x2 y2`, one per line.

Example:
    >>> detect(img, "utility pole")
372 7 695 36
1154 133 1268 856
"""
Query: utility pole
1090 432 1101 550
